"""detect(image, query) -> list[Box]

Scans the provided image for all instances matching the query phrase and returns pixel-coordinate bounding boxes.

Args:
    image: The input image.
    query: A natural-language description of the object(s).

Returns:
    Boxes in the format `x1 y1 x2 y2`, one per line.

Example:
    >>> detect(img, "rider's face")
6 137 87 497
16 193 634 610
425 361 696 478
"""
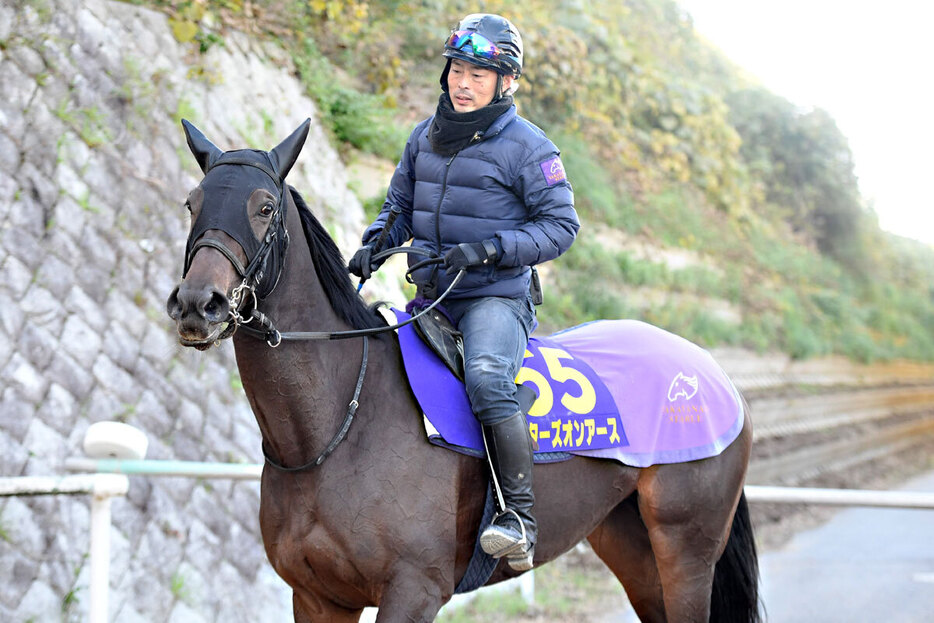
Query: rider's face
447 59 512 112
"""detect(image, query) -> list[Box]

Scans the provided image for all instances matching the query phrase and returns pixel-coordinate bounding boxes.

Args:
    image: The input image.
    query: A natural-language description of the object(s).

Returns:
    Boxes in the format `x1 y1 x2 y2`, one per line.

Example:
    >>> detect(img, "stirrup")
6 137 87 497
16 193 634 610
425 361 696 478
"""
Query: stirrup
480 509 528 558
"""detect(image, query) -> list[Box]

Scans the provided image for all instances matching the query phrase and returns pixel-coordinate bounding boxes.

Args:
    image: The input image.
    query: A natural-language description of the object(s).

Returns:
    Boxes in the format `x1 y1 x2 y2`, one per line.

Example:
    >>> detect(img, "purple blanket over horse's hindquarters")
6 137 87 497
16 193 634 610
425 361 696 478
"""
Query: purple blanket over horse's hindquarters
393 311 744 467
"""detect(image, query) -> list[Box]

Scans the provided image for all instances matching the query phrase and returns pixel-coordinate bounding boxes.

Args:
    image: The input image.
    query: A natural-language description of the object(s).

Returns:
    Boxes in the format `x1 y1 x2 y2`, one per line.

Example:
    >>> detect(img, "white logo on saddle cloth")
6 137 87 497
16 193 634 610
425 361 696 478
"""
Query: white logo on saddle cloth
667 372 699 401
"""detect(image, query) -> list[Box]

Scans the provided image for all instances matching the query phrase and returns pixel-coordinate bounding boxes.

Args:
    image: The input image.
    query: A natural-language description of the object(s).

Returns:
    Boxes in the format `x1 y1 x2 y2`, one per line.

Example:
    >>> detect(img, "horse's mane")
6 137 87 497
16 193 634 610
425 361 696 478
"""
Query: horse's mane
289 187 387 332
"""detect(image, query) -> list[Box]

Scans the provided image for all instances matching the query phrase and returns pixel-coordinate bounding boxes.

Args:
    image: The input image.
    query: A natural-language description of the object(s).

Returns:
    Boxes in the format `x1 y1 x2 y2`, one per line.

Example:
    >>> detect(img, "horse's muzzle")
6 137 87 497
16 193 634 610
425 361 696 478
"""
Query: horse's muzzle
166 282 231 349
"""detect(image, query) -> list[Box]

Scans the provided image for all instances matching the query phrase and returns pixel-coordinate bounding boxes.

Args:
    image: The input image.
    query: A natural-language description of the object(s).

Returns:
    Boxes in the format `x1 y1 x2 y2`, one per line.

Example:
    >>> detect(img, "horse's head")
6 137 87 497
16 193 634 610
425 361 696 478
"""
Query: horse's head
166 119 310 349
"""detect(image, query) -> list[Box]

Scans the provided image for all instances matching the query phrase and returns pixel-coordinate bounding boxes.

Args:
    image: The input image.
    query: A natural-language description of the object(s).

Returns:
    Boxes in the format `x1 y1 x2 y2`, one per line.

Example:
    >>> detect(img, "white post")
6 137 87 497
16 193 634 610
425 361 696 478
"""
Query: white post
519 570 535 605
88 493 112 623
79 423 143 623
87 474 130 623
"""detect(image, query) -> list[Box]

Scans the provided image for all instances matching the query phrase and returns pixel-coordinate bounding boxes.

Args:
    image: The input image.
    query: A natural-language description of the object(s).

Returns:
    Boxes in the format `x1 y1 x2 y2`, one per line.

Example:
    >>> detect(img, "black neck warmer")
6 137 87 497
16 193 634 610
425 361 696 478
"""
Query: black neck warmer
428 93 513 156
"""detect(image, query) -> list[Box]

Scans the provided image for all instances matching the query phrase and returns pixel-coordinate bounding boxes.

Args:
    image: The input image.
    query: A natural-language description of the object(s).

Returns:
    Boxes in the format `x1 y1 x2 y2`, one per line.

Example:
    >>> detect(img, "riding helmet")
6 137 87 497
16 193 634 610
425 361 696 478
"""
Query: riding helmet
440 13 523 92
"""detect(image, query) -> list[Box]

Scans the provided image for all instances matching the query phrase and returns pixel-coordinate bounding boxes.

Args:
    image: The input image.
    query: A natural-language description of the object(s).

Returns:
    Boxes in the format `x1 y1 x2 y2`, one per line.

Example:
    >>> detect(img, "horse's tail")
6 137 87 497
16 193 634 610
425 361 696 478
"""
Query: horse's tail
710 492 762 623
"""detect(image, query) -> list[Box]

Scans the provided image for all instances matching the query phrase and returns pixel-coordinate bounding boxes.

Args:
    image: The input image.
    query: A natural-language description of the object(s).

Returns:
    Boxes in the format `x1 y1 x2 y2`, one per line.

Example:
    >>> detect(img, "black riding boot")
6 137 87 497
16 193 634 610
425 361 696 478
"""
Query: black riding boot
479 410 537 571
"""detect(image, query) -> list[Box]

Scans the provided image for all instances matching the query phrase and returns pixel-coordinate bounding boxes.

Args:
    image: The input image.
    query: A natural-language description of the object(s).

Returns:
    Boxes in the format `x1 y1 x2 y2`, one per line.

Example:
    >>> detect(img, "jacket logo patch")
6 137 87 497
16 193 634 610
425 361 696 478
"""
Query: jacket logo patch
539 157 567 187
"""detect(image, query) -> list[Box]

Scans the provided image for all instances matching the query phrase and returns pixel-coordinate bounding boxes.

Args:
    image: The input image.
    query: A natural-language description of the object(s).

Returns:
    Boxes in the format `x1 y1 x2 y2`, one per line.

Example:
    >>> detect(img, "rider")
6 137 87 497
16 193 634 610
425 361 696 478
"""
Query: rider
348 13 578 571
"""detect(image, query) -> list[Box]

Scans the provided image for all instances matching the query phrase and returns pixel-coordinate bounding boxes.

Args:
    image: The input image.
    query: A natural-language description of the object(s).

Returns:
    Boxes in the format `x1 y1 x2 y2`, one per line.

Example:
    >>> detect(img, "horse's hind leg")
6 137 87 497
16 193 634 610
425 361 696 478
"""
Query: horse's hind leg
637 462 746 622
588 495 667 623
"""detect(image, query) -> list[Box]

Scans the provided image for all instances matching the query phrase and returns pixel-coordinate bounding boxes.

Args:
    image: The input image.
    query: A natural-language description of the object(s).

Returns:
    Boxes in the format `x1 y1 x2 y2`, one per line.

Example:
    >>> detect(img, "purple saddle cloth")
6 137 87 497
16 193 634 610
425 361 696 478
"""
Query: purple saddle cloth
393 311 744 467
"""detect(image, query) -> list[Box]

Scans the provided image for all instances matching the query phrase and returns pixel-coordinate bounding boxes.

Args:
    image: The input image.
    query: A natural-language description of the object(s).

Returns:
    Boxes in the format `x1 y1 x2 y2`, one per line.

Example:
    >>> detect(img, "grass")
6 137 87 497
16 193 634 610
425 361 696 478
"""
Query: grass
292 37 408 161
170 570 191 603
76 191 100 214
555 132 634 230
0 511 10 543
437 588 529 622
61 586 82 614
52 99 113 148
172 96 197 125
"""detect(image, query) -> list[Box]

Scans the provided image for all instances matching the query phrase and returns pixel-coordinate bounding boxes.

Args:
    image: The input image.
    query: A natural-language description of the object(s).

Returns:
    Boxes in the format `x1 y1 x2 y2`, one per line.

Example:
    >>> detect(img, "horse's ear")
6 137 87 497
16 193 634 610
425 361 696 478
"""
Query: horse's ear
269 118 311 181
181 119 223 174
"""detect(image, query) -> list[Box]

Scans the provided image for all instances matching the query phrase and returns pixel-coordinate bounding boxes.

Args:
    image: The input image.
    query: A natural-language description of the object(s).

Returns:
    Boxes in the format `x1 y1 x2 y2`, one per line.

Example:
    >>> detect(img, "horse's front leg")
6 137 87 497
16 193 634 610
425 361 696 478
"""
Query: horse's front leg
292 590 364 623
373 567 448 623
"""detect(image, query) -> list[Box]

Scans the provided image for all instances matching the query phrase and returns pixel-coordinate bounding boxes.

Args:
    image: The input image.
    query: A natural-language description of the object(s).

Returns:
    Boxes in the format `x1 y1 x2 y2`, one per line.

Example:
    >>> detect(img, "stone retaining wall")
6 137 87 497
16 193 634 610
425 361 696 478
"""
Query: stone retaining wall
0 1 385 620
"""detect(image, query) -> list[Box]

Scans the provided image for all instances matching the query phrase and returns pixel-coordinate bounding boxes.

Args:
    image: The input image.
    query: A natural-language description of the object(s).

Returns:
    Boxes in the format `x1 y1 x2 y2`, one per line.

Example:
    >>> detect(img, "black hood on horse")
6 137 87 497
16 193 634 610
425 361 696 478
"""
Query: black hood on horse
181 119 309 299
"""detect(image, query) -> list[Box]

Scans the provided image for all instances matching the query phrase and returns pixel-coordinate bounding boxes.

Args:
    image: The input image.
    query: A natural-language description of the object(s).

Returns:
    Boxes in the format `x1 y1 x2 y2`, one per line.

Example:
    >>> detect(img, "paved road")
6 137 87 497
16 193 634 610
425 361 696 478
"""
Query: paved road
759 469 934 622
602 470 934 622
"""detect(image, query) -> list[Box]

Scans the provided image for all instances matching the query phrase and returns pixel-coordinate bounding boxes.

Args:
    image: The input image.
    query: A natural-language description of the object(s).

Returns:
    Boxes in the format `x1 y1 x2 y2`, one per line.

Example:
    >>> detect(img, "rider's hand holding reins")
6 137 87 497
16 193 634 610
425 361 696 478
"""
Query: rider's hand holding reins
349 244 379 280
351 204 402 289
443 239 500 275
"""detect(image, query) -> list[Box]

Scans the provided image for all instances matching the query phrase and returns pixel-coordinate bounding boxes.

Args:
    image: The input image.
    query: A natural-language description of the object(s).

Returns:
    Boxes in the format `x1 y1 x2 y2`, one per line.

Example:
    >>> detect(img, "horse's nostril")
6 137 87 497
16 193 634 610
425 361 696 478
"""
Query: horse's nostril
204 290 229 322
166 286 182 319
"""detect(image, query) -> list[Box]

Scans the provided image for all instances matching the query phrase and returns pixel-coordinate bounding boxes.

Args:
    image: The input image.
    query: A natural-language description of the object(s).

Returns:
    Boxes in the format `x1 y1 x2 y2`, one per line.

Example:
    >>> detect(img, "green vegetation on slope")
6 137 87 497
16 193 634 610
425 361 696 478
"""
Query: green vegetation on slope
153 0 934 361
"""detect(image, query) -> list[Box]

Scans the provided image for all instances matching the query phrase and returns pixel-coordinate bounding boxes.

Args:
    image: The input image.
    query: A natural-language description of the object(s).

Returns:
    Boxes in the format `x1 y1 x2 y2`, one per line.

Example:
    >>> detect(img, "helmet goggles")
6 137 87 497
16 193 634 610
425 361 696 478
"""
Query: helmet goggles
446 30 504 61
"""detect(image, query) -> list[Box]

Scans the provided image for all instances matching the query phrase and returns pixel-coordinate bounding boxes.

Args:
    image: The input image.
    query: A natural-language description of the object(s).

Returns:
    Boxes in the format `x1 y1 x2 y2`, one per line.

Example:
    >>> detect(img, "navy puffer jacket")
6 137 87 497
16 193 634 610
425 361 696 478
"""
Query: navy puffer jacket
362 104 578 299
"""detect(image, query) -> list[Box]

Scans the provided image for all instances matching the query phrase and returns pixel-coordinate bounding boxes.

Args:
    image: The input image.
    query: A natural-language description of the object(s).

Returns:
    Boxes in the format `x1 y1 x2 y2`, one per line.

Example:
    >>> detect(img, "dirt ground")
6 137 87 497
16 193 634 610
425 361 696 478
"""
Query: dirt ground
440 439 934 622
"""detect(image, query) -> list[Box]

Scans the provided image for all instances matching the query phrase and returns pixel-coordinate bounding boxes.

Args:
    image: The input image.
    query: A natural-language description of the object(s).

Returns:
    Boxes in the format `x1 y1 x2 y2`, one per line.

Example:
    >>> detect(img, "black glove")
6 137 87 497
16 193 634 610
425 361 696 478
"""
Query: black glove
443 240 499 275
348 244 377 280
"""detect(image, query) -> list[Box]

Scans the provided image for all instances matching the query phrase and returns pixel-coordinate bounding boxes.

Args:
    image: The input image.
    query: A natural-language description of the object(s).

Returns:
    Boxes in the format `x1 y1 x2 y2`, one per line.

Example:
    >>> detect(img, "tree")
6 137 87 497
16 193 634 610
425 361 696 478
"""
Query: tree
727 88 866 266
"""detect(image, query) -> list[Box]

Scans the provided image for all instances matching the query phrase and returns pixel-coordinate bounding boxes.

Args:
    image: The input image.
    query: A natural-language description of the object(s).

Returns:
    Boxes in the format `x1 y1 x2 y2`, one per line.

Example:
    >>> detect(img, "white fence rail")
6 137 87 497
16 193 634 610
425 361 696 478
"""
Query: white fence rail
745 484 934 509
61 458 934 509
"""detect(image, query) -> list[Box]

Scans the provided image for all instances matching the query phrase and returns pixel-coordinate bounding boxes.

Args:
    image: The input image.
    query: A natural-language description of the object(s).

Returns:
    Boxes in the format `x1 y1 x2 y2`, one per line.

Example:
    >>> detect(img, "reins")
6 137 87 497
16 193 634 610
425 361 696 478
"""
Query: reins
234 246 464 346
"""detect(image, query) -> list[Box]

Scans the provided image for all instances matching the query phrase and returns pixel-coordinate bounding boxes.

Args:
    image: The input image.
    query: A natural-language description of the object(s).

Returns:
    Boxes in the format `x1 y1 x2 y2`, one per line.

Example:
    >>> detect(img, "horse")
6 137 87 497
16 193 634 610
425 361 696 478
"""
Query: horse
166 119 760 622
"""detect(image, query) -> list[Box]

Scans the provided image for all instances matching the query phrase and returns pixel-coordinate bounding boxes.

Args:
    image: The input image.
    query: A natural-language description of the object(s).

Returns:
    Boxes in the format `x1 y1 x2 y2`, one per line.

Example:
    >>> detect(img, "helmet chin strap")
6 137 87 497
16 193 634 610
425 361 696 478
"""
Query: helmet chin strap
440 58 451 91
491 73 504 103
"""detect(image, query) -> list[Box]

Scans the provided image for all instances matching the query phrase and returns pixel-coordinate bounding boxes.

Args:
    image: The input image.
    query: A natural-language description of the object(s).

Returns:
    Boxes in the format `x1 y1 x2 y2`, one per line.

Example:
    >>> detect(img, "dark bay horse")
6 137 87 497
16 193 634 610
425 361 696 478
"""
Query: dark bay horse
166 120 760 622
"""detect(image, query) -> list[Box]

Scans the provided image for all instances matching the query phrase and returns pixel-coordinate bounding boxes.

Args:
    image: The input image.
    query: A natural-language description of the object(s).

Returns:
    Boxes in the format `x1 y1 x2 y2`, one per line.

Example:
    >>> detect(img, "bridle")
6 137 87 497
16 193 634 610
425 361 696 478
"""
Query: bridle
183 159 463 470
184 155 290 342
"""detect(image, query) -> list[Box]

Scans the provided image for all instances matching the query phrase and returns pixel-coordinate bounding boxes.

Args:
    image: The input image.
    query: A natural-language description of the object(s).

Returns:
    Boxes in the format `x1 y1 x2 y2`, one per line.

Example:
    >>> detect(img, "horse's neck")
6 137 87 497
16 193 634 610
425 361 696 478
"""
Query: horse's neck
232 200 364 467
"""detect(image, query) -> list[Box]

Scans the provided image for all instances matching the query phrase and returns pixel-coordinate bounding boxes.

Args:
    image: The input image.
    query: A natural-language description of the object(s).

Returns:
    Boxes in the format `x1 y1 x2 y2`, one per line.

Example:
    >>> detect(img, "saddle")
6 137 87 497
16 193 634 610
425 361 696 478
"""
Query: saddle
410 303 466 382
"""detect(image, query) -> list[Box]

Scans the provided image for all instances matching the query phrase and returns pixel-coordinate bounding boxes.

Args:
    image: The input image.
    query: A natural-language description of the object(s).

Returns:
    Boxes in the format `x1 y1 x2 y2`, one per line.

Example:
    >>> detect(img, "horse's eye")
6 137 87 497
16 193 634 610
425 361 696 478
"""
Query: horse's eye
260 202 275 217
184 201 191 212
